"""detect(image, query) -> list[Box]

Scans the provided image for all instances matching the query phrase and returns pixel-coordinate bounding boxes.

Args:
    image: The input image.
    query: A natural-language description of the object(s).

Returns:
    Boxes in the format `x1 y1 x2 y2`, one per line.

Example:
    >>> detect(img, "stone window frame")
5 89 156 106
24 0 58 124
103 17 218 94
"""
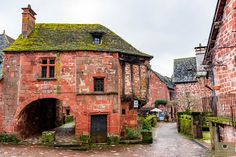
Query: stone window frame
94 77 105 92
40 57 56 79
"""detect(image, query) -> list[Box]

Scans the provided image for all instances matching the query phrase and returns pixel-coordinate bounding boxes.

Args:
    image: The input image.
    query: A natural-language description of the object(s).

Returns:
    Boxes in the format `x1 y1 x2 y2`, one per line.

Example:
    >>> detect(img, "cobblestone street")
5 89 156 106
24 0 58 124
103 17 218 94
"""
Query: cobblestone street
0 123 207 157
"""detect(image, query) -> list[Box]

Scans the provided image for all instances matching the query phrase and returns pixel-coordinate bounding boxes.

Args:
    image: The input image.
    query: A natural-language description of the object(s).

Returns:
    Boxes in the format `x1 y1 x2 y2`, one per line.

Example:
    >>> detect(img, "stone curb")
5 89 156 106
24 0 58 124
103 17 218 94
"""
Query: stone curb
191 139 210 151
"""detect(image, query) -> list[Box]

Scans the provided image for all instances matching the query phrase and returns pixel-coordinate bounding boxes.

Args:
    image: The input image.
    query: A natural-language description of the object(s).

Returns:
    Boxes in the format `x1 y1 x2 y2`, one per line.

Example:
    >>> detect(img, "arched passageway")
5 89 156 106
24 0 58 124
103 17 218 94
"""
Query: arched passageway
16 98 64 138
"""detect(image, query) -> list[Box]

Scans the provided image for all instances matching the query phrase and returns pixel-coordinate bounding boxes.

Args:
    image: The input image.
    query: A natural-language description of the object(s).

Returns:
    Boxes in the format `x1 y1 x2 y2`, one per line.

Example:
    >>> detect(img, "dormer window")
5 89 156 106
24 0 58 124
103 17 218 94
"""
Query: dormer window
91 32 104 45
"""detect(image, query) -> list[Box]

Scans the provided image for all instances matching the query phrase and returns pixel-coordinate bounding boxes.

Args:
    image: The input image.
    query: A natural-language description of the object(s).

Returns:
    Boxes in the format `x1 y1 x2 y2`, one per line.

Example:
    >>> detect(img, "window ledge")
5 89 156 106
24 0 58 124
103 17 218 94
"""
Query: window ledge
77 92 118 96
37 78 57 81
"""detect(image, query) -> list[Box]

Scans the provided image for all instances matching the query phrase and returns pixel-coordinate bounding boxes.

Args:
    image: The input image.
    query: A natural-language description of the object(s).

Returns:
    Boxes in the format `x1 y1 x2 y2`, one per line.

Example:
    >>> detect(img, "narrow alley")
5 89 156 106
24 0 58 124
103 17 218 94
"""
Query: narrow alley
0 123 208 157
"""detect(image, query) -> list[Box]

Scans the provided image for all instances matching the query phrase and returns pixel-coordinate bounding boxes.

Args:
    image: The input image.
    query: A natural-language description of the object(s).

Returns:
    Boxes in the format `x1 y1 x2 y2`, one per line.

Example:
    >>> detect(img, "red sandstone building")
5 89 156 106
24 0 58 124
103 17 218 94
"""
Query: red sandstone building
173 46 211 112
144 70 176 120
203 0 236 148
0 5 152 142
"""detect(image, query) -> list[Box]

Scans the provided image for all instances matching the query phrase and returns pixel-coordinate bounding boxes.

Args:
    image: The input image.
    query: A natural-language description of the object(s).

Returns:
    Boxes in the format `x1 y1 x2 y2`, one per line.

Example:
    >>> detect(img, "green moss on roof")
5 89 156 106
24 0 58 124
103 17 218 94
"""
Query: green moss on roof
4 23 152 58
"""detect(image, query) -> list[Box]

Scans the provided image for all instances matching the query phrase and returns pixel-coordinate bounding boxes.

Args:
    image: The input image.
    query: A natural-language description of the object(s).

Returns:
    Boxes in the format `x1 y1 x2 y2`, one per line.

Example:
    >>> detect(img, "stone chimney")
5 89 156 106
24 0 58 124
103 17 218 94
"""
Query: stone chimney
22 4 37 38
194 43 207 77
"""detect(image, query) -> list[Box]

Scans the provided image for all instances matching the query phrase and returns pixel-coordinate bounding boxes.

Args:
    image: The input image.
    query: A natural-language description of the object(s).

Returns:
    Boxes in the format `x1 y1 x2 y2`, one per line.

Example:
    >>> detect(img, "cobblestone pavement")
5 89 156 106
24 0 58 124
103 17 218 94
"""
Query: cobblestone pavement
0 123 208 157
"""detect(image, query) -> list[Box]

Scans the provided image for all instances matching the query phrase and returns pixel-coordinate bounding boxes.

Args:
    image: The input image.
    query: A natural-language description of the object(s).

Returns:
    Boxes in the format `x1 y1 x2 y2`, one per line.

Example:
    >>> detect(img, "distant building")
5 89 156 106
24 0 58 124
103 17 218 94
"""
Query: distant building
173 45 211 111
144 70 176 120
0 31 14 78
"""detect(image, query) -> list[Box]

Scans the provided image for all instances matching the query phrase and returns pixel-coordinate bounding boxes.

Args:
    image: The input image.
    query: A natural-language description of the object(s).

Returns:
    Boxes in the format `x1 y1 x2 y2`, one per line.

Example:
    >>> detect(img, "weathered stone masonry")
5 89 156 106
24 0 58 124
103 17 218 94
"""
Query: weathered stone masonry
0 5 153 139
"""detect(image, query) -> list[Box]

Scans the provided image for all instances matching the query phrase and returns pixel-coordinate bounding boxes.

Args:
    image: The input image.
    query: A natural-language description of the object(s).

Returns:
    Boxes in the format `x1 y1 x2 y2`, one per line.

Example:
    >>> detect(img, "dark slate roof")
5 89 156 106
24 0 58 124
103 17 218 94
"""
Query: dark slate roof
152 70 175 90
173 57 197 83
0 33 14 52
0 32 14 79
4 24 152 58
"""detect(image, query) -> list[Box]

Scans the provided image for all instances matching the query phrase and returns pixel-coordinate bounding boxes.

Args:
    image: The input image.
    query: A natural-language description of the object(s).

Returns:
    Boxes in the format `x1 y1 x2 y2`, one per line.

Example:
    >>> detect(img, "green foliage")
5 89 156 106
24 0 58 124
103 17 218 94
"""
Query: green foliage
179 115 192 136
126 127 141 140
155 99 167 107
202 131 210 141
143 115 157 130
138 116 145 129
141 130 153 143
0 133 20 144
79 135 91 144
107 135 120 145
41 131 55 144
65 115 74 123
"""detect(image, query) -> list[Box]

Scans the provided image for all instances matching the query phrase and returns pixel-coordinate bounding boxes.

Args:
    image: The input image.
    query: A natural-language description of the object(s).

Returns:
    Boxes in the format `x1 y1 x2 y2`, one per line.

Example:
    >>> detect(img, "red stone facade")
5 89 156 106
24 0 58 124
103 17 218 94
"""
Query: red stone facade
146 71 170 108
0 50 150 138
205 0 236 95
175 78 211 111
0 6 152 140
203 0 236 148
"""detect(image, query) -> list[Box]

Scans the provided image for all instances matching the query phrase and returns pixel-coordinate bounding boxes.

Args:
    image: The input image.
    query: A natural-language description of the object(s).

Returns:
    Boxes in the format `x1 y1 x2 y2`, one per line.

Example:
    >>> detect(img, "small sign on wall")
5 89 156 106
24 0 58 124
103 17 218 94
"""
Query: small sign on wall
134 100 139 108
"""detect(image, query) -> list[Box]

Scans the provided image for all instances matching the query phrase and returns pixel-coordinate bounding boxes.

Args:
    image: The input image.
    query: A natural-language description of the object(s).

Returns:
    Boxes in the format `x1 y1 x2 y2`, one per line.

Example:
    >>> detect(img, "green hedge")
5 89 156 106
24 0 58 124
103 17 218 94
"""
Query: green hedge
155 99 167 107
179 115 192 136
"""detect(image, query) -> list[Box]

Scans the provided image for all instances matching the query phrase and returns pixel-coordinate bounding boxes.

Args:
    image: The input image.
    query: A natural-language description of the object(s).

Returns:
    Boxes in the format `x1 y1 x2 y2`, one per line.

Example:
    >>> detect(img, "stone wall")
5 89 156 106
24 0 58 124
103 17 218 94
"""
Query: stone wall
175 77 211 111
1 50 150 137
120 102 138 134
145 71 170 108
0 82 3 132
76 51 120 136
211 0 236 95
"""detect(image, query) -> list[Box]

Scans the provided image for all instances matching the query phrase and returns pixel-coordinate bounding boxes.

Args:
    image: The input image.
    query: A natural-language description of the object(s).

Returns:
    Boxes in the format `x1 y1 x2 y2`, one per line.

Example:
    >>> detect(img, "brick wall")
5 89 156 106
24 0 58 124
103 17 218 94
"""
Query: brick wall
1 51 150 137
0 82 3 132
211 0 236 95
145 71 170 108
76 52 120 136
223 125 236 145
175 77 211 111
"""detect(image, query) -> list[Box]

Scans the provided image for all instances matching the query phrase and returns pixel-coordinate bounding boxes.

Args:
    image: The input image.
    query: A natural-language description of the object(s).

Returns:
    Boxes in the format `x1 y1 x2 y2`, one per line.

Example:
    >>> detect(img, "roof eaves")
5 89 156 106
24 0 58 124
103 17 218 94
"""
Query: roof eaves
204 0 227 65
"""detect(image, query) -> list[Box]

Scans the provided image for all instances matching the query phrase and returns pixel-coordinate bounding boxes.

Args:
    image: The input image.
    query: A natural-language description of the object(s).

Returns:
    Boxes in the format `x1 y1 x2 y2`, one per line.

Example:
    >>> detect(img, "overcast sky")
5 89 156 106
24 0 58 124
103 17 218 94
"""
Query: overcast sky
0 0 217 77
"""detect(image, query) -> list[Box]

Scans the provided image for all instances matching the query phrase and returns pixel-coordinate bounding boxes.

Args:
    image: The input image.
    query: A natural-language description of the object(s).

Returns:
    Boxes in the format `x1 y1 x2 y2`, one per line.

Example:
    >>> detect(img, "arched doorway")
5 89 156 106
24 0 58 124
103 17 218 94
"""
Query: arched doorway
16 98 64 138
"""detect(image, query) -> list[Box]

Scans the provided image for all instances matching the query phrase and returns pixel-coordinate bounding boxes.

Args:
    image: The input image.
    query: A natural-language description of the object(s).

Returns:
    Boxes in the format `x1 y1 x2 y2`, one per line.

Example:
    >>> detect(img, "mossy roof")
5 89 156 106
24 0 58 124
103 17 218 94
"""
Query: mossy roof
4 23 152 58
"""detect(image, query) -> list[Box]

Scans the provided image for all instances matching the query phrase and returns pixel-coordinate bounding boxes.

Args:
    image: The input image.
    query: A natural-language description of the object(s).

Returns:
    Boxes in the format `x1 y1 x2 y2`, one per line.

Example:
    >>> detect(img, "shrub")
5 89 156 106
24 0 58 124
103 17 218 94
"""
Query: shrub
155 99 167 108
42 131 55 144
143 118 152 130
0 133 20 144
144 115 157 130
126 127 141 140
65 115 74 123
138 116 145 129
107 135 120 145
79 135 91 144
141 130 153 143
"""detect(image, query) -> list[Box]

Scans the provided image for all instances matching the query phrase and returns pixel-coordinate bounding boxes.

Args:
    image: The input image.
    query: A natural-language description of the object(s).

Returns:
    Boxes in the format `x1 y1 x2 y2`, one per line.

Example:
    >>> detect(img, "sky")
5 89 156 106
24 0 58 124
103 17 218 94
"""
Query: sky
0 0 217 77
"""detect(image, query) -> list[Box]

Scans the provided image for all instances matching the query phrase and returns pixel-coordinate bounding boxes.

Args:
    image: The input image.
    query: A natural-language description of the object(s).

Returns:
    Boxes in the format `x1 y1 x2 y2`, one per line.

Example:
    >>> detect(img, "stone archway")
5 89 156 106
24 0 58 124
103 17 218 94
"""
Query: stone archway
16 98 64 138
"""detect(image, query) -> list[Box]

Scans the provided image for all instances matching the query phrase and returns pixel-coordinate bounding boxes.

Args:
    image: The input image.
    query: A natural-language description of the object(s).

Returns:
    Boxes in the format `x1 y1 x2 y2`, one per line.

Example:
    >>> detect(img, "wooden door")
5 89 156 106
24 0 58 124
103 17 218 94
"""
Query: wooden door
91 115 107 143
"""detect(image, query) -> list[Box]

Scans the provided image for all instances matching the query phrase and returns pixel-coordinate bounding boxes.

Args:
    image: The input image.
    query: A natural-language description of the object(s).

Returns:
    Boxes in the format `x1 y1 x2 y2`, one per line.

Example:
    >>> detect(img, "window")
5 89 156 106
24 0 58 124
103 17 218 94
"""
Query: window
122 109 126 115
41 58 55 78
94 78 104 92
91 32 103 45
